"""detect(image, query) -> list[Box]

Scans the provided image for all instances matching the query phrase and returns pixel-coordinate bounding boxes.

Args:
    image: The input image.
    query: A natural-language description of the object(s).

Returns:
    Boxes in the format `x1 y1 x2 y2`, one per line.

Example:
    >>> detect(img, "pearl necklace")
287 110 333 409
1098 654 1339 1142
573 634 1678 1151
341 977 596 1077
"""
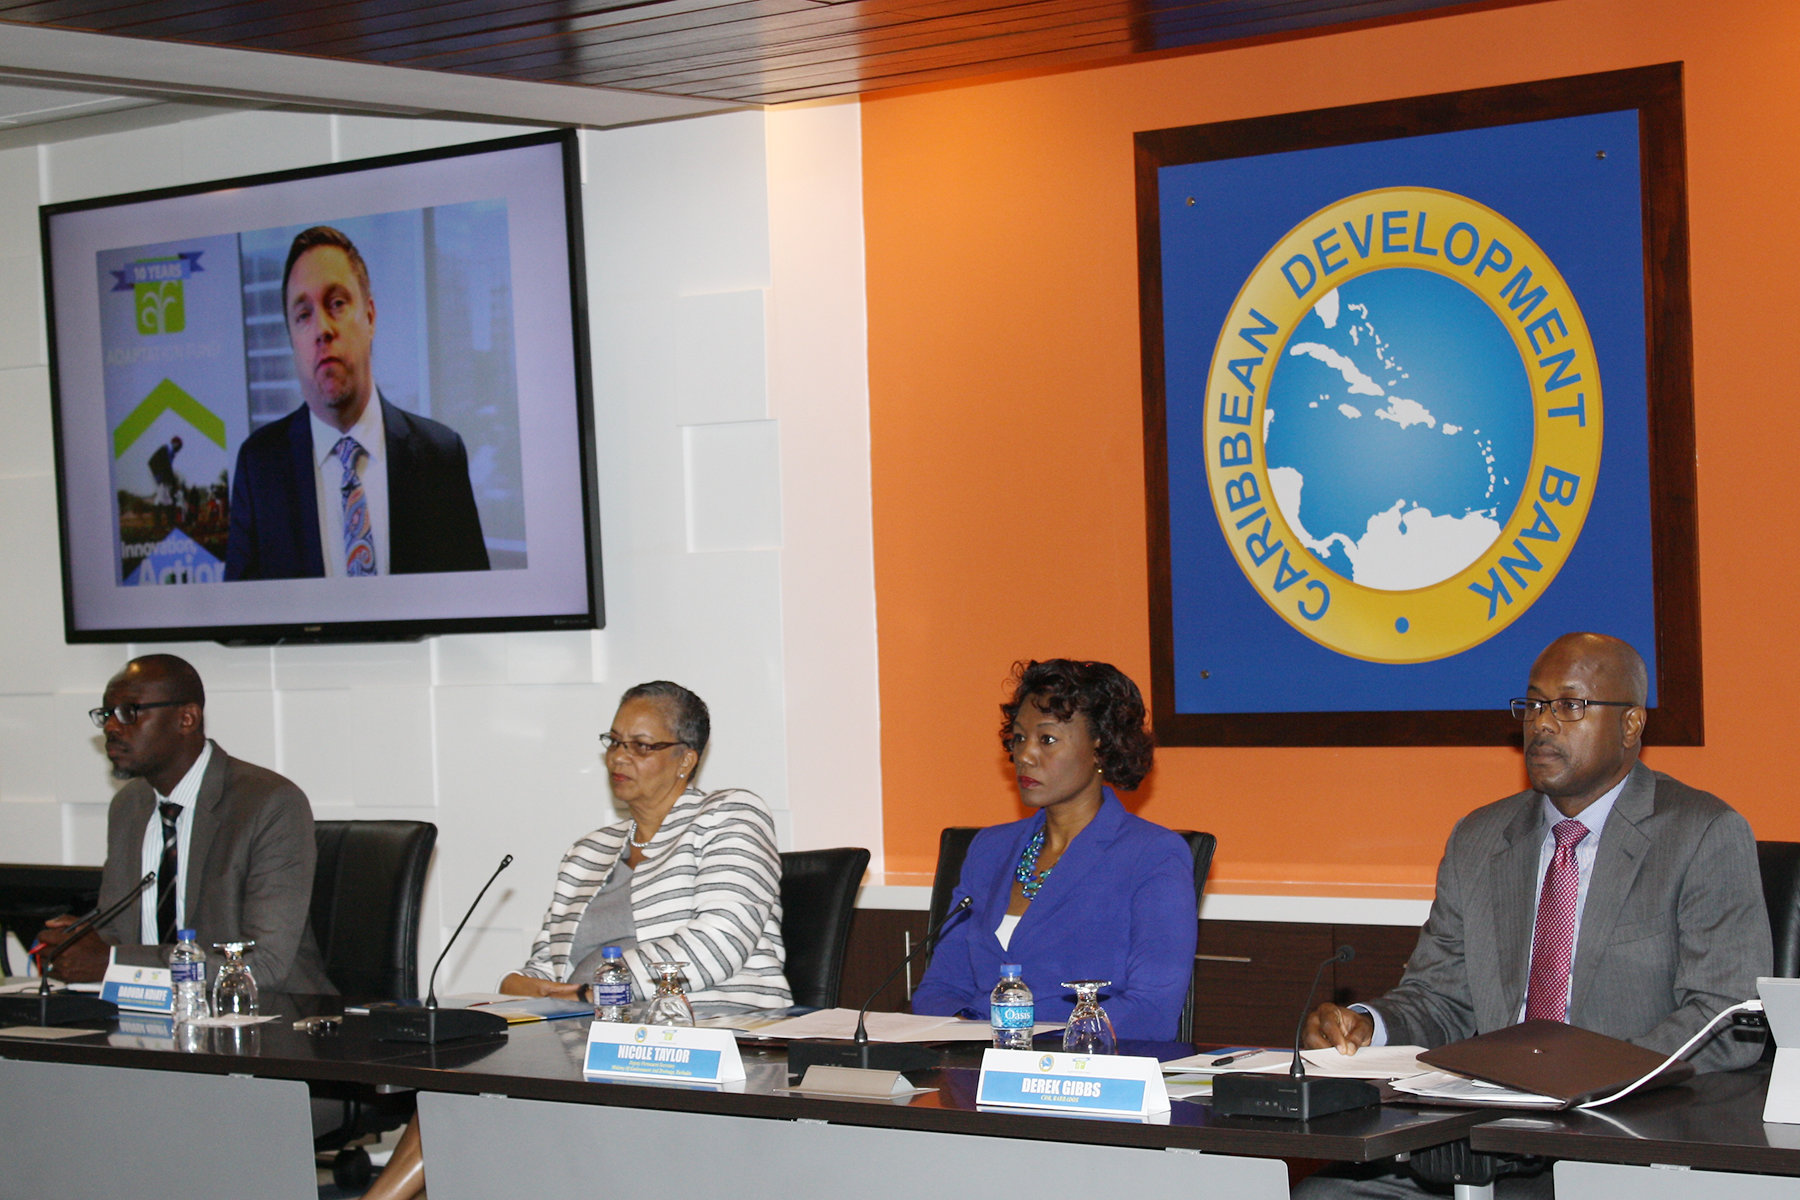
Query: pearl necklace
1015 829 1052 900
627 820 653 849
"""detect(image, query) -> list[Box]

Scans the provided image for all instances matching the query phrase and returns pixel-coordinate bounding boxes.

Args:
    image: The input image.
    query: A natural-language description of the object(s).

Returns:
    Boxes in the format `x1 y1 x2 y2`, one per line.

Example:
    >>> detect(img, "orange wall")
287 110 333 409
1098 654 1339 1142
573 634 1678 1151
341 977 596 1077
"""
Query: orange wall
861 0 1800 892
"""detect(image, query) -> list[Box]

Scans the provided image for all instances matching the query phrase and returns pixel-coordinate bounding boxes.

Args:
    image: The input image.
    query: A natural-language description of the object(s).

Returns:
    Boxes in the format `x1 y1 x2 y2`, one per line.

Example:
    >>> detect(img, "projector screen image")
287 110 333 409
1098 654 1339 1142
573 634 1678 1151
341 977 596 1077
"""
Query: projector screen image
43 130 601 641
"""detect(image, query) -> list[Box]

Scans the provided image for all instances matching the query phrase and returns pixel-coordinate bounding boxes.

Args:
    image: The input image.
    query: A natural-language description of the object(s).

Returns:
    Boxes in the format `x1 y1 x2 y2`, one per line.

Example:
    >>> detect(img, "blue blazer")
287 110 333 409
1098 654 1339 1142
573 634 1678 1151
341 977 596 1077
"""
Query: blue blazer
911 791 1198 1040
224 396 489 580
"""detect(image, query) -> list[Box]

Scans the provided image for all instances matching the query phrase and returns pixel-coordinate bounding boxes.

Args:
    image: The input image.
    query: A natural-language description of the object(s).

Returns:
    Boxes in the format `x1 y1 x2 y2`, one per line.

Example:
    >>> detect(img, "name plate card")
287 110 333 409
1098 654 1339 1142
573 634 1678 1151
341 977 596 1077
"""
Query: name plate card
584 1022 745 1084
977 1048 1171 1116
100 964 173 1014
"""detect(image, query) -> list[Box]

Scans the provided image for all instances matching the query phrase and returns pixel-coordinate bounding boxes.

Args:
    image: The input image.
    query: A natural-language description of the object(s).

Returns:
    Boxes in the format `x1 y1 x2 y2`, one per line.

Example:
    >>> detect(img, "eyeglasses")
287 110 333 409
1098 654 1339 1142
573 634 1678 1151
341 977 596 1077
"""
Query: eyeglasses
88 700 185 729
598 733 687 758
1509 697 1637 722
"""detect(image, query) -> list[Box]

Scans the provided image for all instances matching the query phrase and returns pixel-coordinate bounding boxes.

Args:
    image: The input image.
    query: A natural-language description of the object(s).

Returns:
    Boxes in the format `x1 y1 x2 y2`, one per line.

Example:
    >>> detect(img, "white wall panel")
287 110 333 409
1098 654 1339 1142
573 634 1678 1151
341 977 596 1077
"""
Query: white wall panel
0 476 121 696
684 420 782 552
42 120 193 205
333 116 534 163
674 289 769 425
766 100 883 859
271 640 436 692
65 801 110 865
0 145 42 242
0 796 62 860
0 696 58 800
0 366 53 478
173 109 334 186
0 251 45 369
433 630 602 689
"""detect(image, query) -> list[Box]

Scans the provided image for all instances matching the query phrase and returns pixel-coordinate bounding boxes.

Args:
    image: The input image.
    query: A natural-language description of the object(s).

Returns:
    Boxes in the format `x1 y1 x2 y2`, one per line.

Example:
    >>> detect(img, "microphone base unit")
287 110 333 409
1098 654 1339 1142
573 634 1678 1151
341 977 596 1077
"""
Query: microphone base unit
785 1039 940 1079
369 1005 509 1044
0 994 119 1027
1211 1073 1381 1121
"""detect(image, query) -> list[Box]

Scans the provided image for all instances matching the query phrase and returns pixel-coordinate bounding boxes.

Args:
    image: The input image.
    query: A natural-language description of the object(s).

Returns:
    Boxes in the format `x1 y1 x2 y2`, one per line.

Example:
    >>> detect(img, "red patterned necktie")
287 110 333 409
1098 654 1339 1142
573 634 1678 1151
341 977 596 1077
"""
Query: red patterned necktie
1524 817 1590 1023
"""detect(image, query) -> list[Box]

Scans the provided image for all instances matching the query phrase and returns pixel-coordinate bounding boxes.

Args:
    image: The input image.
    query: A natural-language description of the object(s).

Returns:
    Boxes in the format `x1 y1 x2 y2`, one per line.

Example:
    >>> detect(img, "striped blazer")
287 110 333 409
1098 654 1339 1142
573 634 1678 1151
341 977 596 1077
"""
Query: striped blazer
518 787 792 1011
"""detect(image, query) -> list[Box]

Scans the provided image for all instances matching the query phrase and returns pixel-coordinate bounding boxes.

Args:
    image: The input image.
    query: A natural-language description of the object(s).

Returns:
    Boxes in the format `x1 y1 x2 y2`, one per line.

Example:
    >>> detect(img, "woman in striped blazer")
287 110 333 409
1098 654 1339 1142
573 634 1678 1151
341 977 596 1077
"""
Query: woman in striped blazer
364 681 789 1200
500 679 792 1011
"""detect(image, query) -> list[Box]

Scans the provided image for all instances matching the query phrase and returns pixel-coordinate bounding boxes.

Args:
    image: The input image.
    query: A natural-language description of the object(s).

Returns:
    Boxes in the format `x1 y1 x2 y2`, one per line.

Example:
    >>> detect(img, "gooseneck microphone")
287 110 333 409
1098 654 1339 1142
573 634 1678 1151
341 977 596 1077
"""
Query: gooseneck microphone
853 895 973 1051
371 854 513 1044
788 894 974 1077
6 871 159 1028
1211 944 1381 1120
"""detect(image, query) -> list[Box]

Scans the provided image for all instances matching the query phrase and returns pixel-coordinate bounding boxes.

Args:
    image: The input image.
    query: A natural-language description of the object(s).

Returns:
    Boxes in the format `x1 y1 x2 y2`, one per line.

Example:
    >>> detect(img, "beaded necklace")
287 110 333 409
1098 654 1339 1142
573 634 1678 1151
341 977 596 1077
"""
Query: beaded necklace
1015 829 1053 900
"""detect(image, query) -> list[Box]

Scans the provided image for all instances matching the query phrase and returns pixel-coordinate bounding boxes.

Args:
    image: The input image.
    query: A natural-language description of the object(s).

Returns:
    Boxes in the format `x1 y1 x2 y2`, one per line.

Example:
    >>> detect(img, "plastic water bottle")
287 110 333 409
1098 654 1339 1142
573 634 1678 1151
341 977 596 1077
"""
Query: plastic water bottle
171 928 208 1023
990 963 1034 1049
592 946 632 1022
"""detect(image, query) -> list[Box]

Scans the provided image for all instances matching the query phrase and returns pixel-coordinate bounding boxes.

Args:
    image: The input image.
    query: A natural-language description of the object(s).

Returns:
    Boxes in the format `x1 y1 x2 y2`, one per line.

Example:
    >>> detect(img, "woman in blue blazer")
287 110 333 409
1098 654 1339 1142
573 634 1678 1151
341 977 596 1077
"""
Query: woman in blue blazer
911 659 1199 1040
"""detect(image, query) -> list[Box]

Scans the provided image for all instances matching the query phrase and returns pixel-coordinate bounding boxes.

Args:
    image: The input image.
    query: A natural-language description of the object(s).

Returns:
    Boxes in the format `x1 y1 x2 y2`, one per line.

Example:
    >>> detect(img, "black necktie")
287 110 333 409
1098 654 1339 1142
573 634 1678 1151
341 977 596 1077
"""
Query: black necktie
156 801 183 945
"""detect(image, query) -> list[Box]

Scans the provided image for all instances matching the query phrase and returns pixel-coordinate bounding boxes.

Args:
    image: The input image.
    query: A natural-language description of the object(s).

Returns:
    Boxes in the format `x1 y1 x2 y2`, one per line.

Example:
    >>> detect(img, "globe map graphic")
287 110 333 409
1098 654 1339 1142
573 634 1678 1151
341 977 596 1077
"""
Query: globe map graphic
1263 267 1533 592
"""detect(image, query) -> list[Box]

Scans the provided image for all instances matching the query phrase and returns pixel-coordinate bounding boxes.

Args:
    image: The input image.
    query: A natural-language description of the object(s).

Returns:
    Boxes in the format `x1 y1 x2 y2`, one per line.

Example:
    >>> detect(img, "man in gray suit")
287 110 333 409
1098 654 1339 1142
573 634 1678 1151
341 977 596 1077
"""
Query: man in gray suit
1307 631 1768 1067
1299 632 1769 1194
39 654 332 993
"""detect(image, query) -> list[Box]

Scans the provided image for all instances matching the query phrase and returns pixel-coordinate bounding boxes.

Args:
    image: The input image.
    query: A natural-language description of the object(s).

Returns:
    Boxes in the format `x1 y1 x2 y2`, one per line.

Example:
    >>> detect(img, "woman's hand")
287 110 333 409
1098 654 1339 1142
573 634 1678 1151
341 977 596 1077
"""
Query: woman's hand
499 972 586 999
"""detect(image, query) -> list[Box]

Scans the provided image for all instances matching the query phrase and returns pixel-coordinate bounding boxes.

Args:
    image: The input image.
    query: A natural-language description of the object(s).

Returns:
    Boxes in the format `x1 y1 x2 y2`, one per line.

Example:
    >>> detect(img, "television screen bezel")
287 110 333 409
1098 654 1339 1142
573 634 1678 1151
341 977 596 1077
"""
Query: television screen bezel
41 128 603 644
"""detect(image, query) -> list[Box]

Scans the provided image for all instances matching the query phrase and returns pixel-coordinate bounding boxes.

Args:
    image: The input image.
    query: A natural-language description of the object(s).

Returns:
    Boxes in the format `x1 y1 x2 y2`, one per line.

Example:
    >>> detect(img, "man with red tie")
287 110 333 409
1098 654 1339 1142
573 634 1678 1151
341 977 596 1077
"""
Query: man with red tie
1307 631 1768 1067
1297 632 1769 1195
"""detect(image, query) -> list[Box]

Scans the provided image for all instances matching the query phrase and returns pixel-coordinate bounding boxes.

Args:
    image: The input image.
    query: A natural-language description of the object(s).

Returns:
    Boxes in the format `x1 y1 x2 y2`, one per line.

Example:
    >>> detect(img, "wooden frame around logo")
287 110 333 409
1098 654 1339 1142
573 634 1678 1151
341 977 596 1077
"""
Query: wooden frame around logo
1136 64 1701 747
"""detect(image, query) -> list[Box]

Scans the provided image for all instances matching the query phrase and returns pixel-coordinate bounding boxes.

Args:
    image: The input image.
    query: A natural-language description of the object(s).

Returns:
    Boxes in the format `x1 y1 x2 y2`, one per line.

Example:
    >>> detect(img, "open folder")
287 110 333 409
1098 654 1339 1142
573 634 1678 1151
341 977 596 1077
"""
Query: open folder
1413 1019 1691 1108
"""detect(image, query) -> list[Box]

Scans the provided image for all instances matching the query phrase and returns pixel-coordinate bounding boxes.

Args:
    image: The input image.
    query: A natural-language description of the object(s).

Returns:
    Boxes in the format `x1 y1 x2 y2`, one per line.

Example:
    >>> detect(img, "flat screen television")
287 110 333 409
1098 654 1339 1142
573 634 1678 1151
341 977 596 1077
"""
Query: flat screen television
42 129 602 643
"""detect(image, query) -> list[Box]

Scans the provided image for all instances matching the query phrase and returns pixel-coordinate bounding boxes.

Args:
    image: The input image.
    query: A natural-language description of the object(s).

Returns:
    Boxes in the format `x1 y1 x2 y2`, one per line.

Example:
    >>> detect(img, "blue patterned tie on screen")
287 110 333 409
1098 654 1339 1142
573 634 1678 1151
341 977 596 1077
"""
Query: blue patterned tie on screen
334 435 377 576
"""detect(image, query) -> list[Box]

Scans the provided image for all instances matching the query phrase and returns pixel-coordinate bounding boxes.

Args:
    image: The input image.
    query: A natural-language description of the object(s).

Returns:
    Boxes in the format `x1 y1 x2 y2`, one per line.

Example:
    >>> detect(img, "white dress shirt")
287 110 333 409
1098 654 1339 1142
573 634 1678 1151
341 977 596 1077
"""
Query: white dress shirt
310 397 389 577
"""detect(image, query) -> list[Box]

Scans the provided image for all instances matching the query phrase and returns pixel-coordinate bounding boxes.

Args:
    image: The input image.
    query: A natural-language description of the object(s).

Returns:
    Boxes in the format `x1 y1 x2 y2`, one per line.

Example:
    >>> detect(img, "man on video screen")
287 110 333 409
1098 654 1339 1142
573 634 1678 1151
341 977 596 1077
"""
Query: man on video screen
224 225 489 581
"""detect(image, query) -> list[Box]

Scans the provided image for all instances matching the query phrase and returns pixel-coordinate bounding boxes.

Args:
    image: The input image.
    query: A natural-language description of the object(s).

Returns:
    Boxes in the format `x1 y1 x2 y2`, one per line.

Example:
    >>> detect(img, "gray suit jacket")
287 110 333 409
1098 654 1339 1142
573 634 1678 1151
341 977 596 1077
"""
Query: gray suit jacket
1370 762 1770 1073
95 741 334 994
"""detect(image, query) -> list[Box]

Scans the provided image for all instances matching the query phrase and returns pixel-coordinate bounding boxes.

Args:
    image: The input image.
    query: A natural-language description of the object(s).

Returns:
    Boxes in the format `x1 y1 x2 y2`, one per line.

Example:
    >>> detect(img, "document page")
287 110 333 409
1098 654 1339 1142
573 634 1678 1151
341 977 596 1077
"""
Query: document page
749 1008 1059 1042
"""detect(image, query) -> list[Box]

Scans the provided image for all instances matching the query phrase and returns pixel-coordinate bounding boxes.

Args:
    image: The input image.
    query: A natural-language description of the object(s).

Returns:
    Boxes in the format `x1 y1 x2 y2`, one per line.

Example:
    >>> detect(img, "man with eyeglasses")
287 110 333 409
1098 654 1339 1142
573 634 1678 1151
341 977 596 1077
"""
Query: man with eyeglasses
1297 632 1770 1195
36 654 332 992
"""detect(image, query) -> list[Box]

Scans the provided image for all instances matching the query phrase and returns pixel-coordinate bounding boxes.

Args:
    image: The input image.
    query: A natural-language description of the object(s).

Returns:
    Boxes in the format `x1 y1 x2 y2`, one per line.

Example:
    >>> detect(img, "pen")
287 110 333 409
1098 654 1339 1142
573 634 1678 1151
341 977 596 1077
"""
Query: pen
1210 1051 1265 1067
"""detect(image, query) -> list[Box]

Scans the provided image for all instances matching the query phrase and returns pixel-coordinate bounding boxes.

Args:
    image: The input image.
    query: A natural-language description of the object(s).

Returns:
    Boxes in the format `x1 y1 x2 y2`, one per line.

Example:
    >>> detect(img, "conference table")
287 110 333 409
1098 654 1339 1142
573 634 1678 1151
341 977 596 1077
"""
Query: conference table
1470 1061 1800 1197
0 994 1498 1200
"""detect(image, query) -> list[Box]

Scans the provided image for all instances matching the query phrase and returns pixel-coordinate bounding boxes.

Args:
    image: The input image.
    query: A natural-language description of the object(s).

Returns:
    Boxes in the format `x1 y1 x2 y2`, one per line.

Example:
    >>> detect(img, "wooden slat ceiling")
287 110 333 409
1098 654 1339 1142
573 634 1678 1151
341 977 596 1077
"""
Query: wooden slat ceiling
0 0 1501 107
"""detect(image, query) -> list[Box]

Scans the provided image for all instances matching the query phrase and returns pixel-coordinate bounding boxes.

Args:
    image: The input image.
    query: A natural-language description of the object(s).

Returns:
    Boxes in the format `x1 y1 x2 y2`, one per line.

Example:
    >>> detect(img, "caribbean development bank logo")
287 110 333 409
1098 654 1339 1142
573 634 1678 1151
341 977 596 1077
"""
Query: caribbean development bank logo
110 251 204 335
1202 187 1601 664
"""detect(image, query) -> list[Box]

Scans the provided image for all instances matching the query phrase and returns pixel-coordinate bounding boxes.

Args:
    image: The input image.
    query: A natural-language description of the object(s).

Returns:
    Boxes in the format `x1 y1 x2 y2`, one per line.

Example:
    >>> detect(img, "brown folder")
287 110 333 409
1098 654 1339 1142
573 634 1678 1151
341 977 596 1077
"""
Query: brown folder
1417 1019 1692 1107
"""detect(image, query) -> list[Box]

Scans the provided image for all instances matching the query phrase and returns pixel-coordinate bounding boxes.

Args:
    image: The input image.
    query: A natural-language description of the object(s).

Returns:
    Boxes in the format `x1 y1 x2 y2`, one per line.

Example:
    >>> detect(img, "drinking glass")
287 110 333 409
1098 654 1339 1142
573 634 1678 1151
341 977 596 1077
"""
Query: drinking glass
643 961 695 1026
1060 979 1116 1055
211 940 259 1018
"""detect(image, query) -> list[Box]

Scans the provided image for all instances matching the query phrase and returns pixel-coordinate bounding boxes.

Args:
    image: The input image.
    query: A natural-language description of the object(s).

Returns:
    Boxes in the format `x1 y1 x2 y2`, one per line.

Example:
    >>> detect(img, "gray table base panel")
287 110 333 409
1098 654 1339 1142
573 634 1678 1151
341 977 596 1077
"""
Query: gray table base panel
0 1056 317 1199
1555 1161 1800 1198
417 1091 1291 1199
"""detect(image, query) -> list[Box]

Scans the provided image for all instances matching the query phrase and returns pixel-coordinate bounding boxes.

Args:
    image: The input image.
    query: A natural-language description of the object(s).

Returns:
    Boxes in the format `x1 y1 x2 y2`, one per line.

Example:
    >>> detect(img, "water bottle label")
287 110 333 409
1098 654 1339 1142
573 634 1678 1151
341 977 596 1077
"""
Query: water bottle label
594 982 632 1007
991 1003 1034 1030
172 960 204 985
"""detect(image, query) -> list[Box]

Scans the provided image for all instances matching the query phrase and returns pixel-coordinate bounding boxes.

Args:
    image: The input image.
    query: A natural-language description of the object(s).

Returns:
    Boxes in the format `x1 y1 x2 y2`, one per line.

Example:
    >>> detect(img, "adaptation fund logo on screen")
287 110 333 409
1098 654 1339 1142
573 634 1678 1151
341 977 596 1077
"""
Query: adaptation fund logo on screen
110 251 205 335
1202 187 1601 664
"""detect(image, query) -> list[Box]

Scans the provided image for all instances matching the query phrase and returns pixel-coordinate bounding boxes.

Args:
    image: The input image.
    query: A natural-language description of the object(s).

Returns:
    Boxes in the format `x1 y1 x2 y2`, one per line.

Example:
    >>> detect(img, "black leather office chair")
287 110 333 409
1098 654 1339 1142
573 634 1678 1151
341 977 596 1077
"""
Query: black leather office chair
922 825 1215 1039
0 864 102 977
1759 841 1800 979
310 820 437 999
309 819 436 1189
780 847 870 1009
1174 830 1216 1043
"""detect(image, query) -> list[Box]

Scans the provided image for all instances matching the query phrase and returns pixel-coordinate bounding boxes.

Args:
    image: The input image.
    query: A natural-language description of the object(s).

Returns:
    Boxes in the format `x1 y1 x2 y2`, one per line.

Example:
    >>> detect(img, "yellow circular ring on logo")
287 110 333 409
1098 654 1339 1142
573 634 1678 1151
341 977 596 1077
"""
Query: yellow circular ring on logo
1202 187 1602 664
